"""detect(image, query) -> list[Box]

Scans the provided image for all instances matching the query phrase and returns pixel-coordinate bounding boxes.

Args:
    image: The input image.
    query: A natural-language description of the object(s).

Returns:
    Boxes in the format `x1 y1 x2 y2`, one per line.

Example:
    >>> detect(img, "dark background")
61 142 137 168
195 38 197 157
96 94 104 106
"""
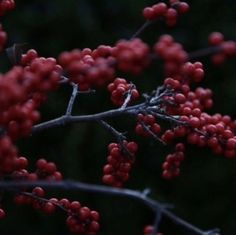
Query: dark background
1 0 236 234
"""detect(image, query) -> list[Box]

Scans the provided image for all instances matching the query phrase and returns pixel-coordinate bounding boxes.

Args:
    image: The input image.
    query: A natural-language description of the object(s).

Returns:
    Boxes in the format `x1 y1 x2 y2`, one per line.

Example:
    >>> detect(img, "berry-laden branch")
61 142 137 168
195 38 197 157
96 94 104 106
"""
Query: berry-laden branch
0 0 235 235
0 180 220 235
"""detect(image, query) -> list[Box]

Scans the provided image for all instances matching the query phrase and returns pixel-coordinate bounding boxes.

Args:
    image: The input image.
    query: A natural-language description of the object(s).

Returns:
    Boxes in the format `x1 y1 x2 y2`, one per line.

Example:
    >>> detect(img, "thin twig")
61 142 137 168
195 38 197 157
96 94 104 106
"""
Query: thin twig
148 109 187 126
22 192 68 212
149 87 171 106
99 120 136 159
142 188 151 197
188 46 222 60
59 75 69 84
140 121 166 145
77 89 96 94
151 207 162 235
99 120 126 142
151 44 223 62
131 20 153 39
120 83 135 109
66 84 78 116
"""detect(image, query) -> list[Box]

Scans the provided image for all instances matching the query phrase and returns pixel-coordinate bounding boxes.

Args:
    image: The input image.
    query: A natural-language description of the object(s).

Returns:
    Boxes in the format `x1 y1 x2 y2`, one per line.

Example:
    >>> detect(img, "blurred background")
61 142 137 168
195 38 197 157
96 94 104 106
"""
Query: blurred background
1 0 236 234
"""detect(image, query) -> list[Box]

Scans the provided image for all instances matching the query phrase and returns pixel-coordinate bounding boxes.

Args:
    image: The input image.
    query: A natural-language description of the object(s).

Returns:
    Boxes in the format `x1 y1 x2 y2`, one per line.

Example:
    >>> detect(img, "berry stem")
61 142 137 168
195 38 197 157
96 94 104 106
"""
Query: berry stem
131 20 153 39
151 208 162 235
139 121 166 145
22 192 68 212
99 120 126 142
188 46 222 60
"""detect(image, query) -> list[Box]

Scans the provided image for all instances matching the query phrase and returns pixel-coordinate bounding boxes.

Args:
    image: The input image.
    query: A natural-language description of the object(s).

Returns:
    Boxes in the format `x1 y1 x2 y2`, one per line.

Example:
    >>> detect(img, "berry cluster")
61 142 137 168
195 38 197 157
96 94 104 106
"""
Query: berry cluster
1 1 236 234
181 62 205 83
25 57 62 93
154 36 205 84
208 32 236 65
107 78 139 106
162 143 185 179
0 55 62 140
11 157 99 235
66 202 100 235
0 54 61 111
14 187 55 213
14 190 100 235
184 114 236 158
59 48 115 90
162 79 211 118
154 35 188 78
102 141 138 187
91 45 113 59
143 225 163 235
35 158 62 181
59 39 149 89
3 100 40 139
112 38 150 74
0 0 15 16
135 114 161 137
160 74 236 159
0 67 27 112
11 158 62 184
143 1 189 26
